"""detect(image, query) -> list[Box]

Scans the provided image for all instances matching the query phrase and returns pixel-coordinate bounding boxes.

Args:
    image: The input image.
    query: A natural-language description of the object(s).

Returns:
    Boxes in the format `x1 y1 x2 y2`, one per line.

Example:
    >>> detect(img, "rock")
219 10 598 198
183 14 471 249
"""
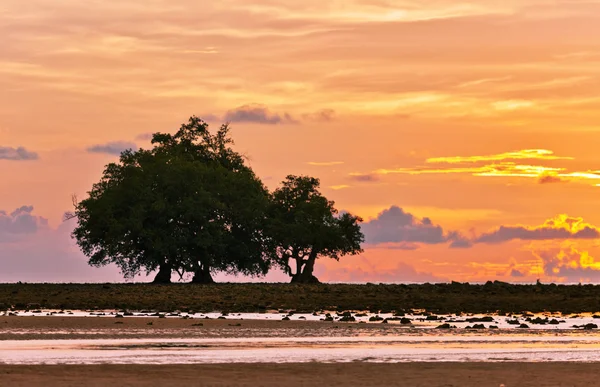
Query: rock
518 323 529 329
549 319 560 325
281 316 290 321
339 315 356 322
584 323 598 330
466 316 494 323
489 325 499 329
436 323 456 329
400 318 412 325
506 319 520 325
472 324 486 329
369 315 384 322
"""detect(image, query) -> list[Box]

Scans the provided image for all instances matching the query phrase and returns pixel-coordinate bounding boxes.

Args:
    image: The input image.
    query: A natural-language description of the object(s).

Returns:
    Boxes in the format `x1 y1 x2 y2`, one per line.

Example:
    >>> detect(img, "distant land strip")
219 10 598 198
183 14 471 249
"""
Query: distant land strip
2 282 600 314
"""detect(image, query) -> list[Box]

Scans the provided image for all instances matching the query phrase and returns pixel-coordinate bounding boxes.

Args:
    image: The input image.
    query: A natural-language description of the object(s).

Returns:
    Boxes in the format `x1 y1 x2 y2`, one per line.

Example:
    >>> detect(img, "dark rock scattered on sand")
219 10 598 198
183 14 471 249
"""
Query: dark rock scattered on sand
518 324 529 329
436 323 456 329
466 316 494 323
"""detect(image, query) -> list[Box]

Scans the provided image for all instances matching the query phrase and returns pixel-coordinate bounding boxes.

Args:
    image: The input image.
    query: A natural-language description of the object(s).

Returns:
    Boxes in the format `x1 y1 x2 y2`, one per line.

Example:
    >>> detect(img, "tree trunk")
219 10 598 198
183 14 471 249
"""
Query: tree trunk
152 263 172 284
291 257 320 284
191 267 215 284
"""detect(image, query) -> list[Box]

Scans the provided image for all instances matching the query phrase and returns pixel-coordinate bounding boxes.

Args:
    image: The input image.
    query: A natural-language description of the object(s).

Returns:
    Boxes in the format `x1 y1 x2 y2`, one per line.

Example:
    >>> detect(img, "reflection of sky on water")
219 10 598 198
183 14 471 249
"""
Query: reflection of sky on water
4 311 600 364
3 334 600 364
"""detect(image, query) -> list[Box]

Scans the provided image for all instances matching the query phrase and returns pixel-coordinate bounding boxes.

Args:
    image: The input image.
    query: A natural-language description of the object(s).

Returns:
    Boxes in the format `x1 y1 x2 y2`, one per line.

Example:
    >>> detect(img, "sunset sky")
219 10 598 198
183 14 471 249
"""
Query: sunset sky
2 0 600 283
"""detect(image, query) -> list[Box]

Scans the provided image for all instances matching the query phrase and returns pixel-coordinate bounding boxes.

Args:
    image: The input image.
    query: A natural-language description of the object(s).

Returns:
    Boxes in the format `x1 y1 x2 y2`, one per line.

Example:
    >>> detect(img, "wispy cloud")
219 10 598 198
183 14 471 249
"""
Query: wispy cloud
426 149 572 164
0 146 39 161
87 141 138 156
224 104 297 125
329 185 350 190
349 173 379 182
308 161 344 166
358 149 600 186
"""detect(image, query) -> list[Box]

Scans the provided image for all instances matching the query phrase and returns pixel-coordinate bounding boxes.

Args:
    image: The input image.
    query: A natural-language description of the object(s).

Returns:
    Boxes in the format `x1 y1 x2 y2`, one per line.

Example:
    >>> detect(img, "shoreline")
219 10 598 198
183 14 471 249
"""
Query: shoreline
2 363 600 386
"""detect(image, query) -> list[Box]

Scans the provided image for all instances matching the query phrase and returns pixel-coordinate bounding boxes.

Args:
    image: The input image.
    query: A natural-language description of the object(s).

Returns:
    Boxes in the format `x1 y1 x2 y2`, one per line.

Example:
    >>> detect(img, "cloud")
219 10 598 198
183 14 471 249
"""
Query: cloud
538 174 567 184
87 141 139 156
360 149 600 187
0 217 125 283
223 104 296 124
0 146 39 161
535 246 600 283
0 206 48 242
476 214 600 244
307 161 344 166
329 185 350 190
361 206 471 248
426 149 572 164
510 269 525 277
302 109 336 122
349 173 379 182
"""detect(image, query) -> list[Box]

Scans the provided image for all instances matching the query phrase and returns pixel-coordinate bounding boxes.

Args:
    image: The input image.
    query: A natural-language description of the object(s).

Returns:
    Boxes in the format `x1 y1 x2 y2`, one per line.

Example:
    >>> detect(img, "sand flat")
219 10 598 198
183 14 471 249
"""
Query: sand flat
1 363 600 387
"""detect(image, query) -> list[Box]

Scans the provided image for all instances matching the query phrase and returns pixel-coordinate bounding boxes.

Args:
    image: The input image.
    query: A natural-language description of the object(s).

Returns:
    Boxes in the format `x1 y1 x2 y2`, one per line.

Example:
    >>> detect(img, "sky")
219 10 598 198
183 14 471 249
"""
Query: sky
2 0 600 283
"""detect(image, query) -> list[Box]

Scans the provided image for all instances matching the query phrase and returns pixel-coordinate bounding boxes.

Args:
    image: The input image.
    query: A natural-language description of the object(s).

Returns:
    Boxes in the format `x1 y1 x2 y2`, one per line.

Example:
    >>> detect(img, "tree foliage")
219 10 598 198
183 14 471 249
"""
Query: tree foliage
70 117 270 283
268 175 364 283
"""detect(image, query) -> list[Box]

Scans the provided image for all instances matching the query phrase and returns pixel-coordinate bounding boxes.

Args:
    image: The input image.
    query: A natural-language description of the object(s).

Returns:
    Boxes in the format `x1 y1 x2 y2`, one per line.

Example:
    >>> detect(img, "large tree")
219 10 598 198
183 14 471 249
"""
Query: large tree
69 117 270 283
268 175 364 283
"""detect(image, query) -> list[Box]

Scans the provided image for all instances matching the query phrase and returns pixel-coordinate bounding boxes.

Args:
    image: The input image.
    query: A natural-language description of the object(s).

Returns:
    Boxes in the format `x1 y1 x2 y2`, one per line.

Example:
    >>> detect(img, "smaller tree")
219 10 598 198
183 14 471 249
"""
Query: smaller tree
268 175 364 283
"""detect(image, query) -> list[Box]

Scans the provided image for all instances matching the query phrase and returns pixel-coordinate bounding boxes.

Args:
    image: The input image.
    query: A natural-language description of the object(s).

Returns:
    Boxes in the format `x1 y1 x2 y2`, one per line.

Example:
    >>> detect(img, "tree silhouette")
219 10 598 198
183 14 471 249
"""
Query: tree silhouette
70 117 270 283
268 175 364 283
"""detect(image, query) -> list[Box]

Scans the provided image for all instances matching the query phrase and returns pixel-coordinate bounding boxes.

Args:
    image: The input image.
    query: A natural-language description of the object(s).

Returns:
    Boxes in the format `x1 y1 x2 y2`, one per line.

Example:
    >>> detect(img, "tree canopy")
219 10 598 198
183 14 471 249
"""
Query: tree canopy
70 117 270 283
70 117 365 284
267 175 364 283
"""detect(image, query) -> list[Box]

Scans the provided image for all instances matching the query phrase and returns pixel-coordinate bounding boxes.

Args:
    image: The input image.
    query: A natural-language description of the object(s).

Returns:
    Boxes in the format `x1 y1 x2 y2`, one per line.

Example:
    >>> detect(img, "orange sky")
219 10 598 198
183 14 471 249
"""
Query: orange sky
1 0 600 283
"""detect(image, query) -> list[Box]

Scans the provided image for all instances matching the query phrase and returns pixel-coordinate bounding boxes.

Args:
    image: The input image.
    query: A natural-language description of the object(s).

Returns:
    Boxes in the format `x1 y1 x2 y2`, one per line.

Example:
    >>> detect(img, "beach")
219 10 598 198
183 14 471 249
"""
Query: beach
2 363 600 387
4 315 600 385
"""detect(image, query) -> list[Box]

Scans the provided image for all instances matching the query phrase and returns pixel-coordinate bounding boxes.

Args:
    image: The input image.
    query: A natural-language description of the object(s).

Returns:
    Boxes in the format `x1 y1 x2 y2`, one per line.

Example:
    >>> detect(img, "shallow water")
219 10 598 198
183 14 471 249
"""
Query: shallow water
4 333 600 364
4 311 600 364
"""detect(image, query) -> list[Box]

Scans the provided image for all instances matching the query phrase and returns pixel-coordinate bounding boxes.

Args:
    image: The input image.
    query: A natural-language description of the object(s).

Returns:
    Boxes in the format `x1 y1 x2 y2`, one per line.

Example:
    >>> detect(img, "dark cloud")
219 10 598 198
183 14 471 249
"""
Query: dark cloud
539 175 566 184
476 218 600 244
224 104 297 125
0 146 39 161
87 141 139 156
361 206 471 248
349 173 379 182
510 269 525 277
0 206 48 242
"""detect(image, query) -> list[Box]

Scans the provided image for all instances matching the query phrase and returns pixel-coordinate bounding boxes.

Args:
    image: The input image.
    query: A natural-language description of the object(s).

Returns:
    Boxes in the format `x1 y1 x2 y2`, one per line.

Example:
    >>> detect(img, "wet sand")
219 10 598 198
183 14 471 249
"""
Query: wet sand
0 315 414 340
2 363 600 386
